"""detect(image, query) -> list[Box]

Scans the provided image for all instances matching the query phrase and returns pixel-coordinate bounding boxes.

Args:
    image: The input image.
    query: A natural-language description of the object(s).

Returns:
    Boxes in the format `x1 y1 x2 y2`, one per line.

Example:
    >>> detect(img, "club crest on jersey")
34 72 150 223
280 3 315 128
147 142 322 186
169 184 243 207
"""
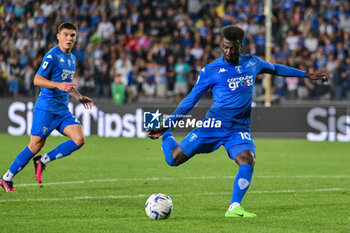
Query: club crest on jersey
189 133 198 142
42 126 48 135
235 66 242 74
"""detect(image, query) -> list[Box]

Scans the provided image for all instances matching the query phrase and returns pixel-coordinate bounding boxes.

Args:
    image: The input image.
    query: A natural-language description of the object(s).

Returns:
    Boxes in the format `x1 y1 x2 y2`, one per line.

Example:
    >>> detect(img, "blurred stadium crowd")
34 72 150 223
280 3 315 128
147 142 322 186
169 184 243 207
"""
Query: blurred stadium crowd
0 0 349 104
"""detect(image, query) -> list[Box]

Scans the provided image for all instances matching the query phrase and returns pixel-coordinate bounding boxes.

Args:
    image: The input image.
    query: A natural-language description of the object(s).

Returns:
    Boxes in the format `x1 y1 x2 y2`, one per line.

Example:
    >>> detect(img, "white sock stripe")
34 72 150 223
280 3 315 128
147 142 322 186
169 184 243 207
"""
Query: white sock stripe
40 153 50 164
228 202 240 211
0 188 348 203
2 170 14 182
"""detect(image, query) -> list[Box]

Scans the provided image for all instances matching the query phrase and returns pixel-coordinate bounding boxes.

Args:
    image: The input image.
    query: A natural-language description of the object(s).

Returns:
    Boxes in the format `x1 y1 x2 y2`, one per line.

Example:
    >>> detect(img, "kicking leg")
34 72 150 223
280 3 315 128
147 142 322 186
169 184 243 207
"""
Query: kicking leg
162 128 218 166
161 129 189 166
1 136 45 192
226 149 256 217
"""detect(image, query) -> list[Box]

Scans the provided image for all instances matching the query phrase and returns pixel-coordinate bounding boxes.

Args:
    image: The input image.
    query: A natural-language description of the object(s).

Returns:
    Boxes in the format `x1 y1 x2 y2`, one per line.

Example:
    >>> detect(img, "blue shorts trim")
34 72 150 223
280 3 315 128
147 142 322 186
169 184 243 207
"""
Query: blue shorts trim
226 143 256 161
178 128 255 159
179 134 222 158
30 109 80 138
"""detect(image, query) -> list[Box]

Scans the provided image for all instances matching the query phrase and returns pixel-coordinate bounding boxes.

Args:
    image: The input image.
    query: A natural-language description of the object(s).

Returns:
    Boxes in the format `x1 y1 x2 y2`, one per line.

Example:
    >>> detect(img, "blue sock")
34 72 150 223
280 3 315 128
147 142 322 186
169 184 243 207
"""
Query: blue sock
9 146 35 175
41 140 80 164
161 129 178 166
231 164 254 204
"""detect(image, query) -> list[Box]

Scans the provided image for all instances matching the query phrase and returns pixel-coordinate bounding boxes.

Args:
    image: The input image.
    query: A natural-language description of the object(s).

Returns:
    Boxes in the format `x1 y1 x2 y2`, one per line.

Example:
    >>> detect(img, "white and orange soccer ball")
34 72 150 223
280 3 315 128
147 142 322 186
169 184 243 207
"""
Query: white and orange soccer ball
145 193 173 220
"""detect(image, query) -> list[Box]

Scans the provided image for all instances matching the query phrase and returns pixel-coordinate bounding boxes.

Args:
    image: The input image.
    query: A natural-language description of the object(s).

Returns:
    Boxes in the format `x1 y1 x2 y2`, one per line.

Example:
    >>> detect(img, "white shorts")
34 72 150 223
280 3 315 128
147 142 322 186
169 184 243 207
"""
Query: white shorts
174 82 188 95
143 83 155 96
156 84 167 98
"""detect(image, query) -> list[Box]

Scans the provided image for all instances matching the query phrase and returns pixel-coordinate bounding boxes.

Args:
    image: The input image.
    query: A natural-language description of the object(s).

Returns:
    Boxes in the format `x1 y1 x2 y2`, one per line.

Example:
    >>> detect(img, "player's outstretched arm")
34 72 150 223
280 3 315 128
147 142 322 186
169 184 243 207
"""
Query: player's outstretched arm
147 66 211 140
146 90 204 140
34 75 76 92
257 57 329 82
70 87 94 109
305 72 328 82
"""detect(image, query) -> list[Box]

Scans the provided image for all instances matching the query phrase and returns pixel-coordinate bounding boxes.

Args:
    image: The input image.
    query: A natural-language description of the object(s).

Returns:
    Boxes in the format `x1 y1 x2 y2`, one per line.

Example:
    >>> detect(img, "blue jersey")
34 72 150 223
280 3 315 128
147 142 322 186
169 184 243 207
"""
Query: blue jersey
166 55 306 132
34 45 76 114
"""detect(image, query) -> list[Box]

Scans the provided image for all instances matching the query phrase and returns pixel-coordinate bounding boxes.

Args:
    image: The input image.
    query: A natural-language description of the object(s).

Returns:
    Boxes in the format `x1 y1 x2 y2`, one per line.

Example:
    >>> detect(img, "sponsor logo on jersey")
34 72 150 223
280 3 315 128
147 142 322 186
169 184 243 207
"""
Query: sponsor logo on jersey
42 61 49 69
218 68 228 73
60 58 65 62
227 75 254 91
245 61 256 68
196 75 201 84
61 69 75 80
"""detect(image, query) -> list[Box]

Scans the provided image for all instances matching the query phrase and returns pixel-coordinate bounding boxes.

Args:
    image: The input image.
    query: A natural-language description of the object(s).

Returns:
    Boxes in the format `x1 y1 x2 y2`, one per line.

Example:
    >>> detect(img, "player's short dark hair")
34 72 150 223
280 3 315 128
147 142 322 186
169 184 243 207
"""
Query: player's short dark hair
222 25 245 42
58 22 77 33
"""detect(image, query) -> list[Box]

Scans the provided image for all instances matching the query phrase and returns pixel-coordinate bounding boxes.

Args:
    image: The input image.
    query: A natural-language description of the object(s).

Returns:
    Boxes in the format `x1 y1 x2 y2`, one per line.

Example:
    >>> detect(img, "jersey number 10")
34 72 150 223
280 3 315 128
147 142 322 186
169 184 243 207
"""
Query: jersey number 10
239 132 251 140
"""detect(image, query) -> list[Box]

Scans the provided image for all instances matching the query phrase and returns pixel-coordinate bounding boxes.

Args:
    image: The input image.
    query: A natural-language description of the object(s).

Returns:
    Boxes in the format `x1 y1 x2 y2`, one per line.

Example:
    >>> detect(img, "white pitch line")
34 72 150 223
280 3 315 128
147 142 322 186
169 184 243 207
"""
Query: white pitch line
255 175 350 178
0 188 347 203
14 175 350 187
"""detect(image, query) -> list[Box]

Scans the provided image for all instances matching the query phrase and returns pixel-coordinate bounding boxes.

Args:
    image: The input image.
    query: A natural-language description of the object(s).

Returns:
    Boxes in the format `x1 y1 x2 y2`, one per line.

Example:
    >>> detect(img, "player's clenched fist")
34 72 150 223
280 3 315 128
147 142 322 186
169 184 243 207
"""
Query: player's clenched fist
305 72 328 82
147 127 167 139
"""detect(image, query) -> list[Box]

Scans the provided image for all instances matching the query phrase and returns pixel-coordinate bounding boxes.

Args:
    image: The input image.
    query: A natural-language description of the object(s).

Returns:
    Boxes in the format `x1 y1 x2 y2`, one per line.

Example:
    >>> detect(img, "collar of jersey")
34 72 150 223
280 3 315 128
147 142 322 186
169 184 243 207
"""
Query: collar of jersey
220 55 246 66
56 45 72 58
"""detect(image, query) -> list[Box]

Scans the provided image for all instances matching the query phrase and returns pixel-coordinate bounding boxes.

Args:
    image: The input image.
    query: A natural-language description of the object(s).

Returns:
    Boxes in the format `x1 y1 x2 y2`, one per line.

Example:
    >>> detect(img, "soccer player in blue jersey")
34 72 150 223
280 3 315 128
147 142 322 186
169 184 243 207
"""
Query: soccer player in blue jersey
147 25 328 217
0 22 93 192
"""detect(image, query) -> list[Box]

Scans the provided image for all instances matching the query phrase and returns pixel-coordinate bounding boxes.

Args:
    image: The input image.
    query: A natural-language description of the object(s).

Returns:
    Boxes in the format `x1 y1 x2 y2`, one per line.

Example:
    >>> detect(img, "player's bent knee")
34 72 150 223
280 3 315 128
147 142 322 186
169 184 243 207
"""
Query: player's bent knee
235 151 255 166
165 156 178 167
28 142 44 154
72 136 85 147
28 144 42 154
28 136 46 154
172 147 189 166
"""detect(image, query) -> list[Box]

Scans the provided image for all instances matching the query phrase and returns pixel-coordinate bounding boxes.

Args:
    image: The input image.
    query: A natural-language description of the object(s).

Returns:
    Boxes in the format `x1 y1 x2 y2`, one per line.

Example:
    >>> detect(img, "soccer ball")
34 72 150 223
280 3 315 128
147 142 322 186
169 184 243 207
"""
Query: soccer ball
145 193 173 220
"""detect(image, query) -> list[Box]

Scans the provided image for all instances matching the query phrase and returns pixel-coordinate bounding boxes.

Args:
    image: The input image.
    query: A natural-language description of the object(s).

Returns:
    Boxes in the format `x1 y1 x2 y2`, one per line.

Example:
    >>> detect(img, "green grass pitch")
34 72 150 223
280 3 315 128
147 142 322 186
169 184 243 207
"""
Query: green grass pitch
0 134 349 233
